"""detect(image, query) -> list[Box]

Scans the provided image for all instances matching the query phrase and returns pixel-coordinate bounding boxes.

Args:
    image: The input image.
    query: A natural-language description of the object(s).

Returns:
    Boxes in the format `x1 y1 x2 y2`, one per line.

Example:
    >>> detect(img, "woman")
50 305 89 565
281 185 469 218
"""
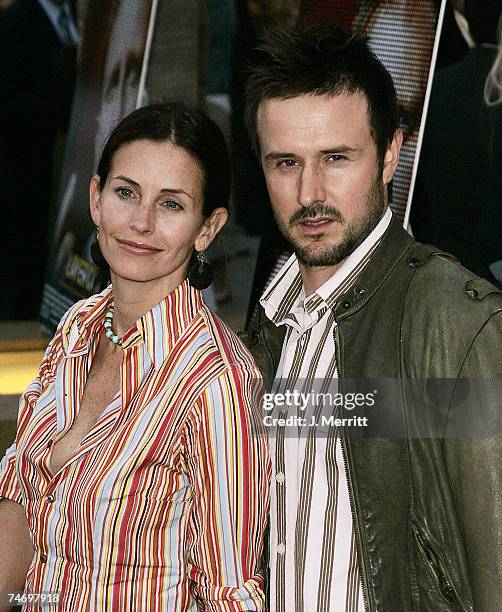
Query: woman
0 103 269 610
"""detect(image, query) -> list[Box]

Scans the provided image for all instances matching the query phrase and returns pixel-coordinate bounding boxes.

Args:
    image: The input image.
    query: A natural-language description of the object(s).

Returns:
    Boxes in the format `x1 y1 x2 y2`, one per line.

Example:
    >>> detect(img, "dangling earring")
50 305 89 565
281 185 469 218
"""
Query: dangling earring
91 224 108 269
188 250 213 289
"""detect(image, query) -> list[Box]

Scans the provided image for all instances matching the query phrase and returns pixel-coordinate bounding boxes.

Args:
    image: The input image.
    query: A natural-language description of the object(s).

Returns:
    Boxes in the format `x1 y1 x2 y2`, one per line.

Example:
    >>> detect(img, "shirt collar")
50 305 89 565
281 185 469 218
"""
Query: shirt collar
63 285 113 357
134 280 203 369
261 208 392 329
63 280 203 370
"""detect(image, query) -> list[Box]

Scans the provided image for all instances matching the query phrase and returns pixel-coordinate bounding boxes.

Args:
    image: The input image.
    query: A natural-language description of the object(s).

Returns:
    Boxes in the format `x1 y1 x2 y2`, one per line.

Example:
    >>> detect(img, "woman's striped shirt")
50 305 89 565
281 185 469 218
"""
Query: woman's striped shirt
0 280 270 611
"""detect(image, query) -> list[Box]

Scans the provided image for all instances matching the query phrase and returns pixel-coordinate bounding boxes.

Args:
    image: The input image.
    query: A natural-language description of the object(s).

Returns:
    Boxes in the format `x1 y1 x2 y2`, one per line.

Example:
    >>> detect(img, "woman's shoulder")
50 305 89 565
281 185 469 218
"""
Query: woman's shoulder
55 286 112 329
198 305 261 377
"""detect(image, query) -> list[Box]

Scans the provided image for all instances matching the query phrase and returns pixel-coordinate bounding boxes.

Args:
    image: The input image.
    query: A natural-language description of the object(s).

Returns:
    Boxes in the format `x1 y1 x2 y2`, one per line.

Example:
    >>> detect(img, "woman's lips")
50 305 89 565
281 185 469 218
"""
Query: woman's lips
117 239 162 255
297 217 335 234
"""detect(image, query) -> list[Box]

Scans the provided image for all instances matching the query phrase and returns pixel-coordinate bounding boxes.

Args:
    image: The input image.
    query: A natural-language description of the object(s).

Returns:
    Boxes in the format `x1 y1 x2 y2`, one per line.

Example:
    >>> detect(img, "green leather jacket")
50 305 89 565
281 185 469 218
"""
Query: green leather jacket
241 217 502 611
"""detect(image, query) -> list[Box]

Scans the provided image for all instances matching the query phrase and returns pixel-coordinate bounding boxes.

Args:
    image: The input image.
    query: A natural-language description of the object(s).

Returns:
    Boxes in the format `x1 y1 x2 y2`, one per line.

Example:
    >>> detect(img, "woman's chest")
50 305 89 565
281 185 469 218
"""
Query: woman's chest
16 355 201 511
16 329 218 522
49 354 121 475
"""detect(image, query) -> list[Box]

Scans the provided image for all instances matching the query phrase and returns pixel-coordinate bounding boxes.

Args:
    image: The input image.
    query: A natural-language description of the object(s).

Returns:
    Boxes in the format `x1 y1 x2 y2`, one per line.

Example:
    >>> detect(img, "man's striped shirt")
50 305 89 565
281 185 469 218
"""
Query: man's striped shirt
260 209 392 612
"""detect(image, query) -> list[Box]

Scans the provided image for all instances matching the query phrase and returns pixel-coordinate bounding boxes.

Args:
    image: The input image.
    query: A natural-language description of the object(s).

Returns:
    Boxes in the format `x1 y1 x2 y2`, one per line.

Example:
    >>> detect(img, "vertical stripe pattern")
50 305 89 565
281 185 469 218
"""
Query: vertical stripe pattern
0 280 270 611
261 209 392 611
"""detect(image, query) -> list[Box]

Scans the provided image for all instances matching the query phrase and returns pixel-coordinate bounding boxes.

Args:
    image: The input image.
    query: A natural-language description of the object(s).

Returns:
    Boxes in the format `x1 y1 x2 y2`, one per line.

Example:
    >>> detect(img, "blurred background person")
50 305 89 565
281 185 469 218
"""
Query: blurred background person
410 0 502 285
0 0 78 320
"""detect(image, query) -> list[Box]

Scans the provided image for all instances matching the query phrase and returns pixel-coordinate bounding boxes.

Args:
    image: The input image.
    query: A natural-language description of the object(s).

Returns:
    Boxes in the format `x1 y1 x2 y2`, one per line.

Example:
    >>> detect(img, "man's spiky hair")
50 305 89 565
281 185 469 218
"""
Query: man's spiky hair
244 21 399 161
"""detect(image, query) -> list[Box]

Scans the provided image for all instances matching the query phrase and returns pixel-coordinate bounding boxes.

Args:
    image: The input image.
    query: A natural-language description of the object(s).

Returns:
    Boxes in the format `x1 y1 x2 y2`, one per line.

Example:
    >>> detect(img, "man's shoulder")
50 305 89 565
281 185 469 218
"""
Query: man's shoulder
398 241 502 360
404 240 502 313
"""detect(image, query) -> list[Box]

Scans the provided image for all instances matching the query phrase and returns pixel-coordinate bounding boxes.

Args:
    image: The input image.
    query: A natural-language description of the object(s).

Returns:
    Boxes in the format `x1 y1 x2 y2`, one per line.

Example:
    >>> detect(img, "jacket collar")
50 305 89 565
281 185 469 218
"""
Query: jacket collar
332 214 415 320
63 280 203 370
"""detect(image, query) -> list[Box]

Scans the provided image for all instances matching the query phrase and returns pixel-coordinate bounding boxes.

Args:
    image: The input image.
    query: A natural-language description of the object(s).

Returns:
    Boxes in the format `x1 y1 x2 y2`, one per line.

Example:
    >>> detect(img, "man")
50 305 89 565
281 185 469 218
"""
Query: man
241 22 502 611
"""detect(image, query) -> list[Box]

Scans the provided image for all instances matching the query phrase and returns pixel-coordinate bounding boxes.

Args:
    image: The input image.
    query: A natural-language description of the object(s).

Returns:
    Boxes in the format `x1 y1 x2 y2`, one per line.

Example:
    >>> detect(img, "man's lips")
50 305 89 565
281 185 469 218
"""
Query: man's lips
116 239 163 255
296 217 336 234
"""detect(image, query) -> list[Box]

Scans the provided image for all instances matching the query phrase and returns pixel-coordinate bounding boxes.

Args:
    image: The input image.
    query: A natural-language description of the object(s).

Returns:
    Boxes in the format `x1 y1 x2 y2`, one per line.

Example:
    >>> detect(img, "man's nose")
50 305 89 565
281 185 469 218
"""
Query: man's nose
129 200 155 233
297 165 326 207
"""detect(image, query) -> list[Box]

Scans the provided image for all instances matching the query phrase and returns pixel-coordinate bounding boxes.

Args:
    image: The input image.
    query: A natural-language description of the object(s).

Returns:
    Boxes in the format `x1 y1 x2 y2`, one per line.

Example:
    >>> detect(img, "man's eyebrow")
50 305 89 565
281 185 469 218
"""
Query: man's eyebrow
319 146 360 155
264 147 360 161
264 152 298 161
112 175 194 200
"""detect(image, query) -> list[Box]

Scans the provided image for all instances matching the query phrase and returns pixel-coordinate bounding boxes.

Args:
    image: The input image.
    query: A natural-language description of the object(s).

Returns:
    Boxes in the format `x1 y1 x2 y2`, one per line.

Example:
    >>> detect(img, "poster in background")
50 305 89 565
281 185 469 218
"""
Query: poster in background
40 0 155 333
348 0 440 222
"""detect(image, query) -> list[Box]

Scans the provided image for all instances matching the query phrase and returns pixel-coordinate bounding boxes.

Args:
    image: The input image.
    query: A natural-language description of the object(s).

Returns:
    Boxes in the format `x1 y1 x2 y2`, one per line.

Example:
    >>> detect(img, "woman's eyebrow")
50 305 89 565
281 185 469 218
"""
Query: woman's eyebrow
158 187 194 200
112 175 194 200
112 174 140 187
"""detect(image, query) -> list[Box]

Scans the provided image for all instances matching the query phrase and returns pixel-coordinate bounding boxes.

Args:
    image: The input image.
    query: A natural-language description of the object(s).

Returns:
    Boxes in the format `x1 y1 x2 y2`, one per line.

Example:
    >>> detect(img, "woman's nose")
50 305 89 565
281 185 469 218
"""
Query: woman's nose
129 201 155 233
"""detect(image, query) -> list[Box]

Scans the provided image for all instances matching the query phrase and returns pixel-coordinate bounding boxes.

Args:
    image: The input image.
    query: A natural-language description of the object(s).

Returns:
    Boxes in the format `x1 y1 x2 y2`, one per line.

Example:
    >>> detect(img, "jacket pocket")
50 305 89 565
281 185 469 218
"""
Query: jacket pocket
412 522 464 611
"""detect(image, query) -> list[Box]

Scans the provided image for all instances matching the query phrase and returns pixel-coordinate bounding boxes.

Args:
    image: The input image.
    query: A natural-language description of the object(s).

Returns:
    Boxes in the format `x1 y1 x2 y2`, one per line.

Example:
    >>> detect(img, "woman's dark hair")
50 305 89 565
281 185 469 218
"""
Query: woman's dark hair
97 102 231 217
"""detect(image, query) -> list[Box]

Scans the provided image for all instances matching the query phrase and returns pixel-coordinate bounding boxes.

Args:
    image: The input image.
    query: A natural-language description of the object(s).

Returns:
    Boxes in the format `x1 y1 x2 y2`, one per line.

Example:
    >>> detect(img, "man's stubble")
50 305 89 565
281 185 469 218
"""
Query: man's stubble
274 174 386 268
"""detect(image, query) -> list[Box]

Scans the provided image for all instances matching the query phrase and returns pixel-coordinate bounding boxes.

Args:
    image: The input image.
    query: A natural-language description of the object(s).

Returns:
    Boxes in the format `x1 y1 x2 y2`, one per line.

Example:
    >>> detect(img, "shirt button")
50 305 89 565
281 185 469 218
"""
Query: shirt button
46 495 55 503
275 472 285 483
276 543 286 555
40 554 48 563
46 440 53 449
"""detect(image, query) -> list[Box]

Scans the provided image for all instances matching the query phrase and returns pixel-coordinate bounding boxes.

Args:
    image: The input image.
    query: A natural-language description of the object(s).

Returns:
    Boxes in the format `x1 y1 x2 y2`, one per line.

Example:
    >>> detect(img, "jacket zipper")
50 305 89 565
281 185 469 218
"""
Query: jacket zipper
413 524 461 607
334 325 371 612
340 435 371 611
334 321 458 611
